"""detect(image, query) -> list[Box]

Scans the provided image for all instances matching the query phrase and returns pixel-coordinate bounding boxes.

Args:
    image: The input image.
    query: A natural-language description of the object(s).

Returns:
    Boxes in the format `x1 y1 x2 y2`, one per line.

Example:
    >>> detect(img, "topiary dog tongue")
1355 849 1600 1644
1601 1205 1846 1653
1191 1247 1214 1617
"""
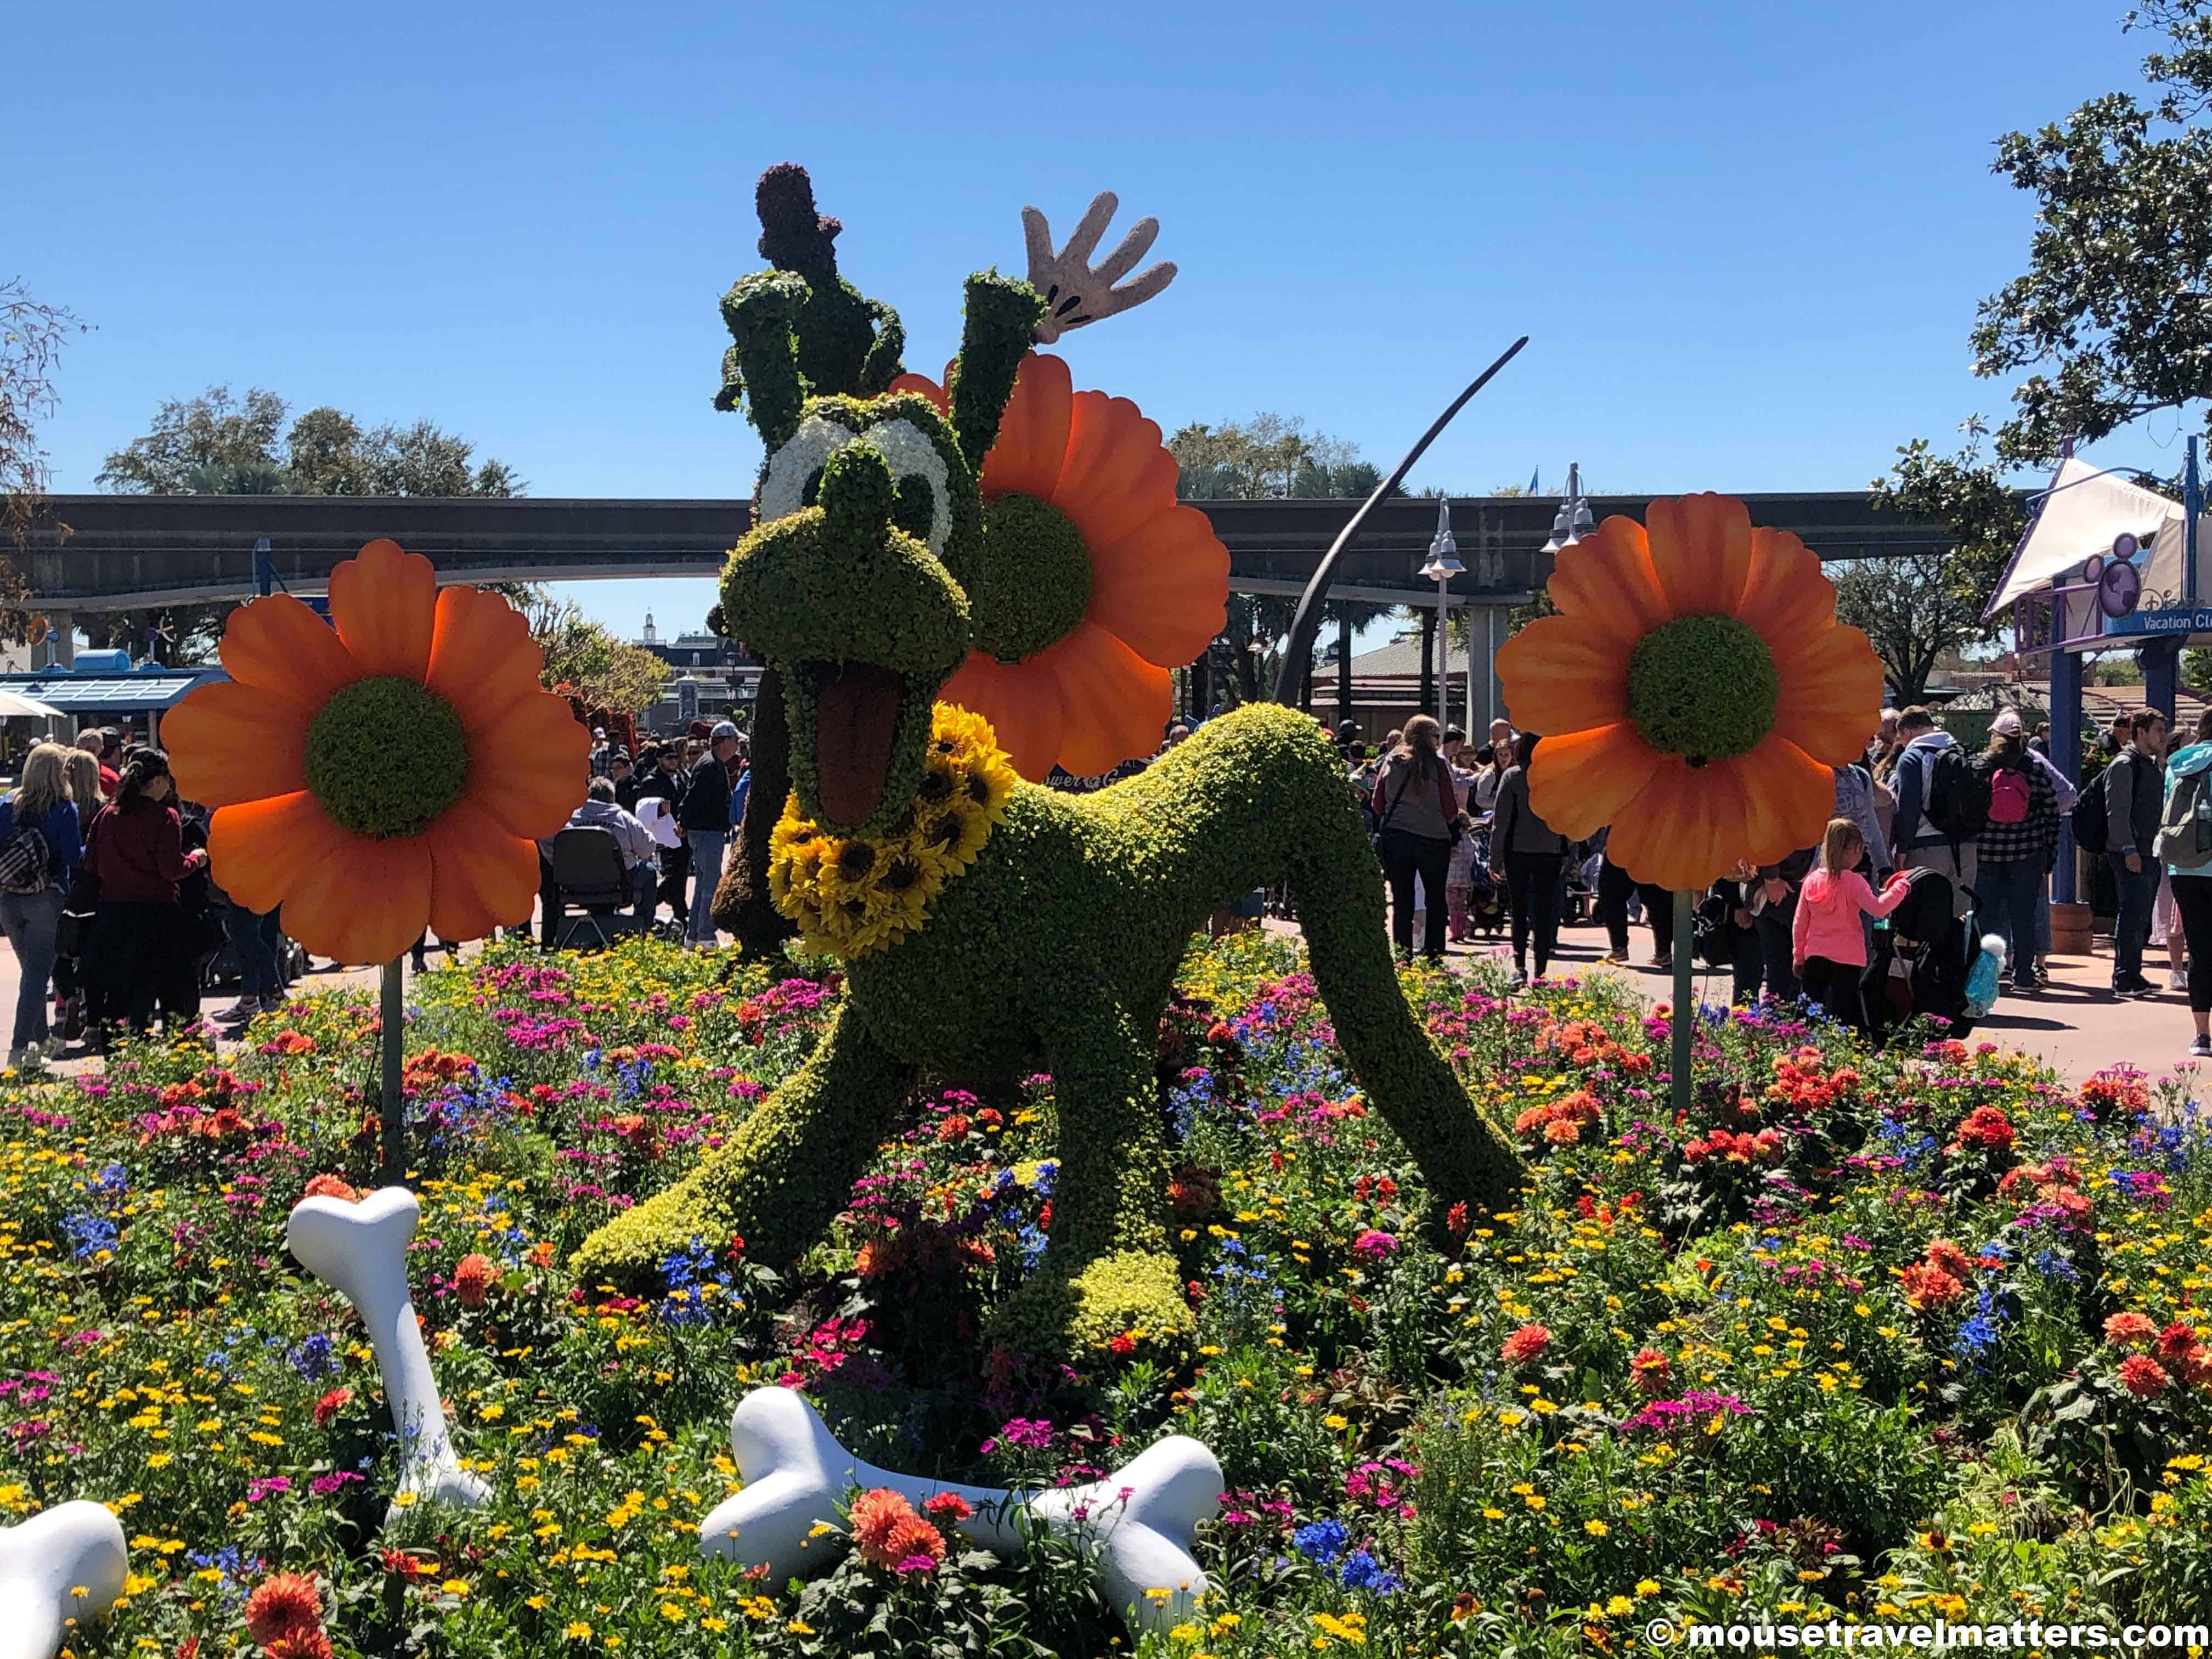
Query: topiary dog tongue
815 664 902 826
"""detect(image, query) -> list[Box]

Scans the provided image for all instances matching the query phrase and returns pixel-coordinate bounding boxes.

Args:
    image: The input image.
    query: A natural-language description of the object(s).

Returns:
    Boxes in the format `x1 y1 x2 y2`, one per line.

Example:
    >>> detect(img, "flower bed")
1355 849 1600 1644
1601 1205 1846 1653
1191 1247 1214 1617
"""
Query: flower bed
2 935 2208 1656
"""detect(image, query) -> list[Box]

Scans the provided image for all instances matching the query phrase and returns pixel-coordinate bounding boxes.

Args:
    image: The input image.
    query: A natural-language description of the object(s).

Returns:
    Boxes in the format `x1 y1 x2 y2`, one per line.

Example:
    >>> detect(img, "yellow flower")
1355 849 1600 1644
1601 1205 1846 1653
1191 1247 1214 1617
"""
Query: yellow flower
1585 1520 1609 1537
563 1623 592 1641
769 704 1018 957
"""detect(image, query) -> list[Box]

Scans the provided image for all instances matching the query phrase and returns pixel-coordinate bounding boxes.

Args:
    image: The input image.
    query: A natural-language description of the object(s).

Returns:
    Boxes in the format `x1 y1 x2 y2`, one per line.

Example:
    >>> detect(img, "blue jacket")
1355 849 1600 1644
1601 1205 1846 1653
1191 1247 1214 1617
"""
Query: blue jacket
1889 731 1959 850
0 794 82 890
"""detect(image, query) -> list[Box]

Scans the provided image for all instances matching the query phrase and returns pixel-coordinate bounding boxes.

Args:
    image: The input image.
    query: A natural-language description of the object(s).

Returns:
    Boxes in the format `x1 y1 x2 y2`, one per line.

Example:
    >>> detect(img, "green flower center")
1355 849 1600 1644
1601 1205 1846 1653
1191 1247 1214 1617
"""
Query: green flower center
970 493 1093 661
306 676 470 838
1625 614 1779 765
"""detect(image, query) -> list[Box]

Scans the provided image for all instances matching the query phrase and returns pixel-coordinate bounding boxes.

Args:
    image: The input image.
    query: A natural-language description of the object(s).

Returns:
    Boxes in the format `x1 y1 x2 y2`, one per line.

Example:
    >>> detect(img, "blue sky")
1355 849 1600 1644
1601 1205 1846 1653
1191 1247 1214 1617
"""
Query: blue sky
18 0 2159 644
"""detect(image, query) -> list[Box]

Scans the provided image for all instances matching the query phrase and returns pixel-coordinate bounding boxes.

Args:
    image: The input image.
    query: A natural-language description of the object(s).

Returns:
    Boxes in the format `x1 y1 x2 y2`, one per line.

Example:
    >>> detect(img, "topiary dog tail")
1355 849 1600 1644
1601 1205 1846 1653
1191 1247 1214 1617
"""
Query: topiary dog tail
1286 786 1523 1220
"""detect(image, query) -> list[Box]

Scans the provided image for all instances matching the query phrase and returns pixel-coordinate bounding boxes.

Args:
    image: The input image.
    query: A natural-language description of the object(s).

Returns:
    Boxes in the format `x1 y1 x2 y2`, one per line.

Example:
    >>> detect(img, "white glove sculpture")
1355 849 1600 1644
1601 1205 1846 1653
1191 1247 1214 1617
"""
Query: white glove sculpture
1022 191 1178 344
699 1386 1220 1633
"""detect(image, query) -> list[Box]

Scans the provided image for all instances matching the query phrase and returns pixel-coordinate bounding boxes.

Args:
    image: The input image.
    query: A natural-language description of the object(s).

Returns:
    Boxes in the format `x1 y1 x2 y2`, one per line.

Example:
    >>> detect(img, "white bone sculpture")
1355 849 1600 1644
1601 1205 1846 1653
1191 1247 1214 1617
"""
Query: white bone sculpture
286 1187 490 1514
0 1500 128 1659
699 1386 1220 1634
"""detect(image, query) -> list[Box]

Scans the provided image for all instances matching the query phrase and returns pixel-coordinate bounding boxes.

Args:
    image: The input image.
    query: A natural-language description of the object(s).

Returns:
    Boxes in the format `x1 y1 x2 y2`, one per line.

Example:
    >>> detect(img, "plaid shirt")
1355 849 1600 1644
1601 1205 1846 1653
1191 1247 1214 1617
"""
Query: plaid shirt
1974 753 2058 866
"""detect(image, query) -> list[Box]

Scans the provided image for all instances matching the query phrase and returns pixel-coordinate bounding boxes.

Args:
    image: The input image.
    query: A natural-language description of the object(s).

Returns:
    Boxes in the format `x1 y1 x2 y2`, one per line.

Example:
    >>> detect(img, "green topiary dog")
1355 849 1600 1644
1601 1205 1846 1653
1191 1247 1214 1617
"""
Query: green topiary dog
573 171 1522 1355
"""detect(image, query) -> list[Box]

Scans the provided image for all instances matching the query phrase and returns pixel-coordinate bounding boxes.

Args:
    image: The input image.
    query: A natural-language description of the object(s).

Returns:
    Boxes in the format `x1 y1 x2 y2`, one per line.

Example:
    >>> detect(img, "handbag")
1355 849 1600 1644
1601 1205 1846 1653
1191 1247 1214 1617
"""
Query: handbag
1370 774 1411 866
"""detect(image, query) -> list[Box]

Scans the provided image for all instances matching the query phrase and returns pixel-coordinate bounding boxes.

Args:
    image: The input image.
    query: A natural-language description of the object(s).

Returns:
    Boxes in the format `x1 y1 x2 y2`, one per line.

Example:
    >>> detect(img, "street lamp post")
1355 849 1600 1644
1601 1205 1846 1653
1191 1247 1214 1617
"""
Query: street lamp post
1419 498 1464 730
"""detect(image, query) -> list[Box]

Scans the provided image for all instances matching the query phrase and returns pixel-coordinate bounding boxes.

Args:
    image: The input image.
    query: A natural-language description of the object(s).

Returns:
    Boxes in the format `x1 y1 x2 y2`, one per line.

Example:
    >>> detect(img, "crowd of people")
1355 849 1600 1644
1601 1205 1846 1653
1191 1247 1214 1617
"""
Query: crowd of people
0 727 221 1065
7 689 2209 1064
1334 693 2212 1059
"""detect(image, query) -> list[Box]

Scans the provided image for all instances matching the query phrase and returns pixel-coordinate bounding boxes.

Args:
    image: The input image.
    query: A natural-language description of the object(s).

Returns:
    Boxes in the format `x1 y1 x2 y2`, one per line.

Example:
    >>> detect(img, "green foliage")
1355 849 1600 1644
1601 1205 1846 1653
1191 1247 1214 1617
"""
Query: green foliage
97 387 521 497
0 278 88 636
719 273 814 448
725 162 909 413
971 493 1092 661
521 589 670 714
757 1539 1054 1658
1832 553 1983 704
947 274 1047 471
1972 3 2212 463
1626 614 1778 761
1867 427 2030 637
580 703 1526 1358
3 938 2212 1651
303 675 468 838
1170 414 1373 500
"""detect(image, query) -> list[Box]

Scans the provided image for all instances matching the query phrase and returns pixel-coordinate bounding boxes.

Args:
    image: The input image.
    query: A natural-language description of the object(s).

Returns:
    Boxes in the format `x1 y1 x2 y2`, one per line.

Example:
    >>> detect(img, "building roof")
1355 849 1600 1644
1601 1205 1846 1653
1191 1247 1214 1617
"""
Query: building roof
0 669 226 713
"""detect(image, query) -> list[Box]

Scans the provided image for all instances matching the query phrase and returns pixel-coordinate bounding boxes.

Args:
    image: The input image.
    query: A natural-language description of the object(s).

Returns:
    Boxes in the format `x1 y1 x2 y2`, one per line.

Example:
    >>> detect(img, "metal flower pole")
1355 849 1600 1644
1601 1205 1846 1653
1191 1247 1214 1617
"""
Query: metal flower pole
1672 890 1694 1118
381 957 405 1184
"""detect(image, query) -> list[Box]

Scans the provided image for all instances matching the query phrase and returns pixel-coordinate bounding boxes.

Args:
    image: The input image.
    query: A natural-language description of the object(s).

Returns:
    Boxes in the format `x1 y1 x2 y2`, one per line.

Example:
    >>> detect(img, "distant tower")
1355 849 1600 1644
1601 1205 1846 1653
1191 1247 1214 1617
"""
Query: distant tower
642 612 658 646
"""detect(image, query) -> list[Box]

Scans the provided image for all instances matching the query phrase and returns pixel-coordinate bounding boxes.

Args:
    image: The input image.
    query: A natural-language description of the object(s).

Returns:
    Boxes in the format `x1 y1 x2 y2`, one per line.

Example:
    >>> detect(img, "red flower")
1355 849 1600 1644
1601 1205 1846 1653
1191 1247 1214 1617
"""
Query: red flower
922 1492 974 1522
266 1633 334 1659
311 1387 352 1427
2104 1311 2160 1348
936 1114 971 1143
301 1174 359 1204
1501 1323 1552 1366
2119 1354 2171 1398
2156 1320 2203 1362
1629 1347 1672 1396
244 1573 323 1649
1953 1105 2016 1153
1924 1240 1976 1283
1108 1331 1137 1356
1446 1201 1471 1236
453 1254 499 1308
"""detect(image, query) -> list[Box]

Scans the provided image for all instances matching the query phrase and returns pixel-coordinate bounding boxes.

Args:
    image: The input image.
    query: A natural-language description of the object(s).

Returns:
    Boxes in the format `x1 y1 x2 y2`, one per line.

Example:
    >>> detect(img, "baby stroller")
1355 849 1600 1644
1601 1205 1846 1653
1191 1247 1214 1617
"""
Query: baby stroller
1860 866 2005 1044
1464 819 1505 938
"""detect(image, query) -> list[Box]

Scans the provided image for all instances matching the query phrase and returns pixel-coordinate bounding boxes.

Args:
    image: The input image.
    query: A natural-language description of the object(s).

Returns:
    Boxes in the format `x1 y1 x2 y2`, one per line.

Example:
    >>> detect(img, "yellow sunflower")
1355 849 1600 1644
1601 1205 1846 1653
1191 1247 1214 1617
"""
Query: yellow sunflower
768 702 1017 956
1494 493 1883 891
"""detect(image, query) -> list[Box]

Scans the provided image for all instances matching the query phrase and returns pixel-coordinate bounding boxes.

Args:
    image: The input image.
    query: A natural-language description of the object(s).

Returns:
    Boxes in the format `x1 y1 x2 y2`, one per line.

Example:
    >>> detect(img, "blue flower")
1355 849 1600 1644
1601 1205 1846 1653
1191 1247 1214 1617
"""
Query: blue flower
1292 1518 1349 1566
289 1333 337 1381
658 1237 733 1327
1339 1549 1401 1594
61 1212 118 1261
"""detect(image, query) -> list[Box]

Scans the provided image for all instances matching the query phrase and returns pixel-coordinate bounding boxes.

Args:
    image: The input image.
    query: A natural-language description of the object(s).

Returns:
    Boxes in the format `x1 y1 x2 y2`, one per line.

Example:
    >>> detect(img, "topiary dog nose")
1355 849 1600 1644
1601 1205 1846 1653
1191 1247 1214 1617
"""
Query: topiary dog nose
817 444 895 548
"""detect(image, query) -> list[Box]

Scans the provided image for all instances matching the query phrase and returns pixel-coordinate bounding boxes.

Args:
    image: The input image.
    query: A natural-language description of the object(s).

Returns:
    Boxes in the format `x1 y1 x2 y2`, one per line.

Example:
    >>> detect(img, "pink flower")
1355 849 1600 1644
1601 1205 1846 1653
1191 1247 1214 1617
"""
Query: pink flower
1352 1230 1398 1260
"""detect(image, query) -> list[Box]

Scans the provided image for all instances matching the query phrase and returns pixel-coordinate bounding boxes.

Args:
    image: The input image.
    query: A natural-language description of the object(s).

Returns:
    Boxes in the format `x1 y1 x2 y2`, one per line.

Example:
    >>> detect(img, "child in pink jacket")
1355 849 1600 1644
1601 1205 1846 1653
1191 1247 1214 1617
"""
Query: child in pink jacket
1792 817 1913 1031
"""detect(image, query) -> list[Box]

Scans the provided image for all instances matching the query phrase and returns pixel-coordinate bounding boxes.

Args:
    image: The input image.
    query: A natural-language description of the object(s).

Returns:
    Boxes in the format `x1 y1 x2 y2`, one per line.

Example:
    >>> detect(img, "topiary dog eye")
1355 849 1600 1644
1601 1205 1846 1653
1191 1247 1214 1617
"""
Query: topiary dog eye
800 467 826 510
890 473 937 542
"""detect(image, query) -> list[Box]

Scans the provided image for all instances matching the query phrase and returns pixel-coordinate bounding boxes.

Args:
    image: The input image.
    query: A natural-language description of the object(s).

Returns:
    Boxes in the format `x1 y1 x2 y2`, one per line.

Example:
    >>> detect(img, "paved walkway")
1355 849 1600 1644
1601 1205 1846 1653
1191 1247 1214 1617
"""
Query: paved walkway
0 912 2190 1089
1265 914 2201 1086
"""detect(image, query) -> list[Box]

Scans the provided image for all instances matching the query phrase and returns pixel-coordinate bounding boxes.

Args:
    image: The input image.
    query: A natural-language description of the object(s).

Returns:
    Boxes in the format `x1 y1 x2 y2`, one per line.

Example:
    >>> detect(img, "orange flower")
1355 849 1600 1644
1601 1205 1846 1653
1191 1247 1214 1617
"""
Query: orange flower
1496 494 1883 891
453 1253 499 1308
888 353 1228 779
167 540 587 964
243 1573 322 1649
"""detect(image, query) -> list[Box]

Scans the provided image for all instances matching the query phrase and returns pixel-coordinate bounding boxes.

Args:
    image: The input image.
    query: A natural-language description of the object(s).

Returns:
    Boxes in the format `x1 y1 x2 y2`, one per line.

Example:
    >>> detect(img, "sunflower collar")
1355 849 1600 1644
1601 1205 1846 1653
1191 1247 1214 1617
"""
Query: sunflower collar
767 702 1017 958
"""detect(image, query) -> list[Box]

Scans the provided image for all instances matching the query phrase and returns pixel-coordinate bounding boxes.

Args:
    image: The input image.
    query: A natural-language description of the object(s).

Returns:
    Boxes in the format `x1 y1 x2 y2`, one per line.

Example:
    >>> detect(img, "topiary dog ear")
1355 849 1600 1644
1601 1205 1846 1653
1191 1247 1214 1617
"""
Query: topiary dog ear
857 299 907 398
718 271 811 449
947 273 1047 471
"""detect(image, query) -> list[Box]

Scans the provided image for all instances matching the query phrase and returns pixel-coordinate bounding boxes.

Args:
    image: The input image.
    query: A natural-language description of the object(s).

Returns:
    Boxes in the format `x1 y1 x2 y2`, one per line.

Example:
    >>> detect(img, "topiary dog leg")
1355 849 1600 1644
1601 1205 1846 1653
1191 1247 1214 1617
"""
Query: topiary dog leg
570 1003 915 1286
1290 833 1524 1218
992 992 1194 1358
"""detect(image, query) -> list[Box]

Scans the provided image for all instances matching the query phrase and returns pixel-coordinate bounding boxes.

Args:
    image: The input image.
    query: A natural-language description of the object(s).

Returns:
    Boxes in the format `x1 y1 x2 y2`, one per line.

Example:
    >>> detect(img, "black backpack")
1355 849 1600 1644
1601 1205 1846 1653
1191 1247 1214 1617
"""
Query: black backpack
1923 744 1989 843
2072 769 2111 855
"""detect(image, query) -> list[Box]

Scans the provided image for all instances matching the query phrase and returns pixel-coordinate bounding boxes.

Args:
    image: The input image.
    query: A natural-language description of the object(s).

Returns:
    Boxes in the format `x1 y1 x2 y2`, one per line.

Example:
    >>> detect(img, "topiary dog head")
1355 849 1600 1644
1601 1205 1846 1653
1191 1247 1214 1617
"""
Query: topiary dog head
714 173 1046 838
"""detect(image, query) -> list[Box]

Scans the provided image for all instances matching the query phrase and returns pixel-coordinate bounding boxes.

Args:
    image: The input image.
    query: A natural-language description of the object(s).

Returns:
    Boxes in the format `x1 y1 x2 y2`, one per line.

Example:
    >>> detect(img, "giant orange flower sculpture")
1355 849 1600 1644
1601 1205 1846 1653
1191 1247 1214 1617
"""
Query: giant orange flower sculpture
889 352 1228 778
167 540 588 965
1495 494 1882 892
